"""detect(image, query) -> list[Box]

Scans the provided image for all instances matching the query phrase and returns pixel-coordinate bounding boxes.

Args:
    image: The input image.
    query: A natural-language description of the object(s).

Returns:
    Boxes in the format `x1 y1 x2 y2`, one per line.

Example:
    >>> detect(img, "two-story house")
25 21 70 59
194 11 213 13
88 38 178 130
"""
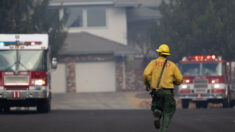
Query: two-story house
50 0 162 93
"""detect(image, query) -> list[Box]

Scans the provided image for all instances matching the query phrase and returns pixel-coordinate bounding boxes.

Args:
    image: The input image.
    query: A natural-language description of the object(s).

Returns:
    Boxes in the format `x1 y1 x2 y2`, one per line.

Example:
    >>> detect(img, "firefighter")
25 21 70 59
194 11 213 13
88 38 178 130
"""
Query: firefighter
143 44 183 132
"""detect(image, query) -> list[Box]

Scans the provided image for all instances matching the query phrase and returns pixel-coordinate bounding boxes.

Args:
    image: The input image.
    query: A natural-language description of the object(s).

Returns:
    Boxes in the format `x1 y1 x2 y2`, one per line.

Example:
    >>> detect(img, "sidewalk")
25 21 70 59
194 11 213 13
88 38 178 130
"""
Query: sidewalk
51 91 223 110
51 92 146 110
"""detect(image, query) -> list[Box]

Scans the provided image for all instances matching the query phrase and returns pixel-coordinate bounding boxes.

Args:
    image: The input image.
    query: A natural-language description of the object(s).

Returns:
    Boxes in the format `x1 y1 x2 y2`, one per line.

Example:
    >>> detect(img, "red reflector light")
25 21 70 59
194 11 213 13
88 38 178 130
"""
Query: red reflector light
31 72 47 86
24 41 42 45
31 72 46 79
0 72 3 86
211 89 225 94
180 89 191 94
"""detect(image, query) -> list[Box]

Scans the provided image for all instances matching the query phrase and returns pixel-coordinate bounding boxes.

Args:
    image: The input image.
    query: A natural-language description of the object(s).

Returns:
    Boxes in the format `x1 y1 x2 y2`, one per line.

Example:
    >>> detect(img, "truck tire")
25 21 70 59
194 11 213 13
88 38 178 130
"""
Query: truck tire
223 98 232 108
3 106 10 113
37 99 51 113
196 102 207 108
196 102 201 108
0 101 3 112
201 102 208 108
181 99 189 109
231 101 235 108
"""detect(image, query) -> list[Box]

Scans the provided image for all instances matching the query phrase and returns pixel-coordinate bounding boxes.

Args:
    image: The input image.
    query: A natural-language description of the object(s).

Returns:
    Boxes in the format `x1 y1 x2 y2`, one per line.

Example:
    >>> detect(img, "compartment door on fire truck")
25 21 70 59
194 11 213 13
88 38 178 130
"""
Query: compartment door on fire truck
75 61 116 92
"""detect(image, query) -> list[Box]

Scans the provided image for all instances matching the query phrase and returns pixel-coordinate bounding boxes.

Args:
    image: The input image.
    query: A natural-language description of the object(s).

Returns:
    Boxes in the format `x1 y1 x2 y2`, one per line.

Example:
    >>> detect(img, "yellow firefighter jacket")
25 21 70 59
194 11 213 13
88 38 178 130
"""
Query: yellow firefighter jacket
143 56 183 90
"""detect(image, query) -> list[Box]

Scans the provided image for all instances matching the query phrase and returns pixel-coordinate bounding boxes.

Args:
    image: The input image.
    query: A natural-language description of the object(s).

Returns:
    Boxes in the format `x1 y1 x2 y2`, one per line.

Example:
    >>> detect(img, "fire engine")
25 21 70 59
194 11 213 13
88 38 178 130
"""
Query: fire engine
178 55 235 108
0 34 57 113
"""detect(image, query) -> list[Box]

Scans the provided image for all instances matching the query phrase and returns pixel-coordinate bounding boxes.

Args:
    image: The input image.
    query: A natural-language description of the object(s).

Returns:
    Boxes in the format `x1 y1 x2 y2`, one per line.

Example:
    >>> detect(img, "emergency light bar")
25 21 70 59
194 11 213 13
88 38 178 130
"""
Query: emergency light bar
181 55 222 61
0 34 48 50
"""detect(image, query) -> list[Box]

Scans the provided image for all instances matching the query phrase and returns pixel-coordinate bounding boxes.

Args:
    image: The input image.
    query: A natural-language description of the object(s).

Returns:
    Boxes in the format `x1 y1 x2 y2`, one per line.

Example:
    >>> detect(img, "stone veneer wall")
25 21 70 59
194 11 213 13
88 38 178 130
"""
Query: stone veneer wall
125 69 145 90
116 58 124 90
116 58 145 91
66 62 76 92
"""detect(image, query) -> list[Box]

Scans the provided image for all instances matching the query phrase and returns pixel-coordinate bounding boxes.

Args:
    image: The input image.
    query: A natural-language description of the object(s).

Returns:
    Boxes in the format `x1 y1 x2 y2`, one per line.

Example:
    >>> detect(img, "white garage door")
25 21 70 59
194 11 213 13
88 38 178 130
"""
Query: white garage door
51 64 66 93
76 61 116 92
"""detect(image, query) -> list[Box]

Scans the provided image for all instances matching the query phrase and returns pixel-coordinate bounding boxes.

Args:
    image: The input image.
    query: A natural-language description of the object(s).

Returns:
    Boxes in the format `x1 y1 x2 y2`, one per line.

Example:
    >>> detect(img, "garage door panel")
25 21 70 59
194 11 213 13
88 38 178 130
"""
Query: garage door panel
76 62 115 92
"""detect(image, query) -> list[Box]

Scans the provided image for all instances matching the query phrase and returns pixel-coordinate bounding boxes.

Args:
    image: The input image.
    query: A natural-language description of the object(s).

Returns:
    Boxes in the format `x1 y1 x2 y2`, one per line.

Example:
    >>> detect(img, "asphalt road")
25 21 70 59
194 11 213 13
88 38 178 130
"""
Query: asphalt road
0 109 234 132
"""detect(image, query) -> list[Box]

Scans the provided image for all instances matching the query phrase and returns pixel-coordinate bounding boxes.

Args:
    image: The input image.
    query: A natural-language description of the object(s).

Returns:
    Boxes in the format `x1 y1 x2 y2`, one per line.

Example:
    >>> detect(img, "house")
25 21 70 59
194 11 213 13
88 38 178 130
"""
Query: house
49 0 141 45
50 0 162 93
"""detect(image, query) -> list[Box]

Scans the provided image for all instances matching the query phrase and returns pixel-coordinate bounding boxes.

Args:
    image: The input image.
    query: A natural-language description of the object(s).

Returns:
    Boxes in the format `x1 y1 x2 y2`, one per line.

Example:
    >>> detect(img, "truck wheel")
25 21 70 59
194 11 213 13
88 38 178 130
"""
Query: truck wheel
37 100 51 113
196 102 201 108
181 100 189 109
196 102 207 108
201 102 208 108
223 98 232 108
231 101 235 108
0 101 3 112
3 106 10 113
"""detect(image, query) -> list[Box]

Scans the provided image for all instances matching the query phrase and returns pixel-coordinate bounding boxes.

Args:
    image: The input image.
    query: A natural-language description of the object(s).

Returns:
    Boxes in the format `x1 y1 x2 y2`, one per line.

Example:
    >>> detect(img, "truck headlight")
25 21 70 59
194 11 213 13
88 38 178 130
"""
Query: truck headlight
180 84 188 89
33 79 46 86
213 84 225 89
213 84 220 89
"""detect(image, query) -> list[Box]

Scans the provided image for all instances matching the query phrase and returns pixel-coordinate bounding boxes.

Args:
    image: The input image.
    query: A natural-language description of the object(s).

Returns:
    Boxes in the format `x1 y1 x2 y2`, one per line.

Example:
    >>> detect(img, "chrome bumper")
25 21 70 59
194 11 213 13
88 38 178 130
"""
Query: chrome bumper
0 86 49 100
178 93 226 101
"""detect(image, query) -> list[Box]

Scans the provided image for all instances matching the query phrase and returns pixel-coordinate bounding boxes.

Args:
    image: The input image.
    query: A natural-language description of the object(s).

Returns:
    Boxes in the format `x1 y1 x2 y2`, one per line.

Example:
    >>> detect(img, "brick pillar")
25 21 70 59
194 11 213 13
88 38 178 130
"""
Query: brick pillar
116 58 127 91
66 62 76 92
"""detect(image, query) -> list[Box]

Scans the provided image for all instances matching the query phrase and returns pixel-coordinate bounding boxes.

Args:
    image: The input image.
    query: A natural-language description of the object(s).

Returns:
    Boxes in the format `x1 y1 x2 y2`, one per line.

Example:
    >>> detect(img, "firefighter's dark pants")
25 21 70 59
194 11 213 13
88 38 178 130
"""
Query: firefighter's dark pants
151 88 176 132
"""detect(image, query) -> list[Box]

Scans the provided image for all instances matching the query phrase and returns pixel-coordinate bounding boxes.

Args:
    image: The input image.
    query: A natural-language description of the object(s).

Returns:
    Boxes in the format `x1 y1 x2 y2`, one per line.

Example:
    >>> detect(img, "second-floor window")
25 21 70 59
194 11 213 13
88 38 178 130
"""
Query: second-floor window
63 6 106 28
64 7 83 27
87 7 106 27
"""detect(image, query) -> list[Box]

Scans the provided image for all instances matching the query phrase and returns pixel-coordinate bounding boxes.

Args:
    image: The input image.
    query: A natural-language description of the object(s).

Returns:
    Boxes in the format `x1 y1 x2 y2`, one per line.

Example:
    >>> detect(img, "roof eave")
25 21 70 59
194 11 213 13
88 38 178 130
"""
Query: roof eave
114 2 141 8
58 50 114 56
49 1 114 7
49 1 141 8
59 50 141 56
114 51 140 56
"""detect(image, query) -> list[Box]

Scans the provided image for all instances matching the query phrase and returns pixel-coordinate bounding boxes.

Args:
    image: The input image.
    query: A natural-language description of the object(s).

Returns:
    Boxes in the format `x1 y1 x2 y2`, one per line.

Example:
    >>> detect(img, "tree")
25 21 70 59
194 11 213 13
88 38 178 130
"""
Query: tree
128 20 155 67
0 0 66 57
151 0 235 61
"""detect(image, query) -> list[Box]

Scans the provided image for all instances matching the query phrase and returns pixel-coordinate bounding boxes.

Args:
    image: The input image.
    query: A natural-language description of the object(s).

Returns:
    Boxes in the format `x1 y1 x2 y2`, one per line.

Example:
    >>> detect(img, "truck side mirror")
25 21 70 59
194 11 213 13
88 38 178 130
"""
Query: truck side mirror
52 57 57 69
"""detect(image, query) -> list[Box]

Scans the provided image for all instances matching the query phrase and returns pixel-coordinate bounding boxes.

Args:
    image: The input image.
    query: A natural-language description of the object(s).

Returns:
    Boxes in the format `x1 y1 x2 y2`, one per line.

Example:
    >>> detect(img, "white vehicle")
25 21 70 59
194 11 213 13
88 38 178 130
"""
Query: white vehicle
0 34 57 113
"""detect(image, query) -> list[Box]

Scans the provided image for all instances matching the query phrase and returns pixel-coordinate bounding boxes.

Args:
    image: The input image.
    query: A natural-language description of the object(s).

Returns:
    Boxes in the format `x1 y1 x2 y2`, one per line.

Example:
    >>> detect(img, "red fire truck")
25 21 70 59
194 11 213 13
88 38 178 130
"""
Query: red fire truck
0 34 57 113
178 55 235 108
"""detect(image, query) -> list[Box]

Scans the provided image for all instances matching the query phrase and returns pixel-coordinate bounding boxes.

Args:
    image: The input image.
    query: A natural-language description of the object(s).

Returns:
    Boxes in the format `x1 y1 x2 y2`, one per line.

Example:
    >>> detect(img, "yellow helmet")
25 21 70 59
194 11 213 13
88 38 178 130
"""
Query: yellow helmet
156 44 171 56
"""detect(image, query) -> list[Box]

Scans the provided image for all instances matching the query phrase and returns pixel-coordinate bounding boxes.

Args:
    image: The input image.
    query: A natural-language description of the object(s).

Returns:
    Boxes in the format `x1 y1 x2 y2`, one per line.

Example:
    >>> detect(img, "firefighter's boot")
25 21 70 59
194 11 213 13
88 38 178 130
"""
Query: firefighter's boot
154 111 161 129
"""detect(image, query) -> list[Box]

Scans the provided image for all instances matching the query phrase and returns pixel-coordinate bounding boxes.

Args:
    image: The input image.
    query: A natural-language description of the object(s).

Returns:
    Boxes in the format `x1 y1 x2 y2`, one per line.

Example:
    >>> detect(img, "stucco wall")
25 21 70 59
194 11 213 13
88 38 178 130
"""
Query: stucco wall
66 7 127 45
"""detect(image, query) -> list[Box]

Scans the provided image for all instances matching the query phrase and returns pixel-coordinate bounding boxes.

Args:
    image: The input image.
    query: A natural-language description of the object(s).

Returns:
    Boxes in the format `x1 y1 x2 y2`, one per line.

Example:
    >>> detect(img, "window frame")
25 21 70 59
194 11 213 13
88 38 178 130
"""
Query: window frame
62 6 108 29
63 6 84 28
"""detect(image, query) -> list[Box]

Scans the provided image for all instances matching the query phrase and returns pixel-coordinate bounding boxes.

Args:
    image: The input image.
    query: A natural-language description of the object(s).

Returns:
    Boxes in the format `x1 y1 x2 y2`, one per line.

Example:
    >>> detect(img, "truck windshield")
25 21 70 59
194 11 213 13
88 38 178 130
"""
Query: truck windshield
180 64 200 76
0 50 46 71
202 63 224 76
180 63 224 76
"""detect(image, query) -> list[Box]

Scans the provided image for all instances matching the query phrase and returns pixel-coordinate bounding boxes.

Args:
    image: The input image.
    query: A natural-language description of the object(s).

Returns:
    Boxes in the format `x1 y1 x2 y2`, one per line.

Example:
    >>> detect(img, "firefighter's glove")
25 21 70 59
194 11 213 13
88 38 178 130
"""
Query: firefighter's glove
150 90 158 98
173 78 180 85
145 83 150 91
173 81 180 85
